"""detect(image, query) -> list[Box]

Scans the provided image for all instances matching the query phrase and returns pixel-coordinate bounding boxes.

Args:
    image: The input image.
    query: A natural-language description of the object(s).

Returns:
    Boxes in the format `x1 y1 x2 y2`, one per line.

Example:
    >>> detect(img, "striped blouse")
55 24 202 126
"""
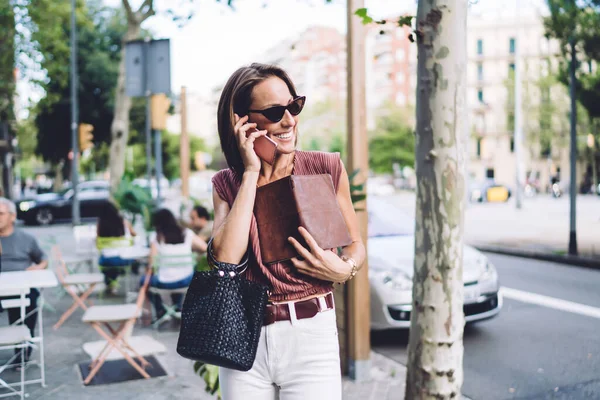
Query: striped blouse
211 150 344 302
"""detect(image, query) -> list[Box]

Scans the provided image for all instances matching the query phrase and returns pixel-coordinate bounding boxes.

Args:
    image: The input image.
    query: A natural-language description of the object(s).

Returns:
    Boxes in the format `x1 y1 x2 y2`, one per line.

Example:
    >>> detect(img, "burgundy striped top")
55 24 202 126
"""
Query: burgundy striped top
211 150 343 302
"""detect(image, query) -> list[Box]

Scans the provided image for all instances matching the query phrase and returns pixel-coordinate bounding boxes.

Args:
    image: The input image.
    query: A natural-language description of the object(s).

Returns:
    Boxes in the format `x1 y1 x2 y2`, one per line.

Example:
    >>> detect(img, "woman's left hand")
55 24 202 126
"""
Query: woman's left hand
288 227 351 283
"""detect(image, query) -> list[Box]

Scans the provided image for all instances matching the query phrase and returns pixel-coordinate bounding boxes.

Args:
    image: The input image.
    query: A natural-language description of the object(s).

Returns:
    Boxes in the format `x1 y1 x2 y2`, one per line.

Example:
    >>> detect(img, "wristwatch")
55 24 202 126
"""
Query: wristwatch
341 256 358 281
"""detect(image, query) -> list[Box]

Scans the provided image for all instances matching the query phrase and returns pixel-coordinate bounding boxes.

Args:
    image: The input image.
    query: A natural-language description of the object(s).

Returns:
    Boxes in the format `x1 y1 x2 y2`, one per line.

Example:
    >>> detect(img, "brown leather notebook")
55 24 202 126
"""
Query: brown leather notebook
254 174 352 264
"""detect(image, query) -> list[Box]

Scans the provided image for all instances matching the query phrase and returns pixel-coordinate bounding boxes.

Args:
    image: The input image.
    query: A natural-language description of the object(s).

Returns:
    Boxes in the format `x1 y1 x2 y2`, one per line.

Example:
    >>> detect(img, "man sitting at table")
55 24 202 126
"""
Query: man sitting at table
188 205 213 242
0 197 48 362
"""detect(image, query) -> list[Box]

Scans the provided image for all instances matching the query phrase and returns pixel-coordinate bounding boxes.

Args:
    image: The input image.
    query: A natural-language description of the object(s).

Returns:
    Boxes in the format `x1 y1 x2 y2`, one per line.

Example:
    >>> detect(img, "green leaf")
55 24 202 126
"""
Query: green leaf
397 15 413 27
354 8 373 25
354 8 368 18
351 194 367 203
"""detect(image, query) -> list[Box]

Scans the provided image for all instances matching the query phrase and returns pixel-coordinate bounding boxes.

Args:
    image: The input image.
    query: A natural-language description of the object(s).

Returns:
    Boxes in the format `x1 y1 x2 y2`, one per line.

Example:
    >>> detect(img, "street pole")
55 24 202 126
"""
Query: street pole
514 2 524 209
568 37 578 255
144 37 153 193
180 86 190 199
346 0 370 382
70 0 80 225
154 129 162 205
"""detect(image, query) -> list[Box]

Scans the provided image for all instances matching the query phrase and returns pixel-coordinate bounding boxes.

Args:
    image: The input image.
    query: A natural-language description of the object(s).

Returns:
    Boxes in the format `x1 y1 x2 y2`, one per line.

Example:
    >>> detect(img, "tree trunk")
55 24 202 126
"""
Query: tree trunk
108 25 140 193
405 1 468 399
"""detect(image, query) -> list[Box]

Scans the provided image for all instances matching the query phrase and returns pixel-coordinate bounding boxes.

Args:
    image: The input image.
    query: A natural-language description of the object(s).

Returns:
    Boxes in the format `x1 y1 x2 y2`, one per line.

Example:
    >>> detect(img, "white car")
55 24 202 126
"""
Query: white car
368 198 502 330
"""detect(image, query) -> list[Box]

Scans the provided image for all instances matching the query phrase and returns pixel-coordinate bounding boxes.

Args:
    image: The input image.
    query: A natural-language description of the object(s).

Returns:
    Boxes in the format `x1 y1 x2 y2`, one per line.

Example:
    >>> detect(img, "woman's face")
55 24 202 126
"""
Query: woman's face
247 76 299 155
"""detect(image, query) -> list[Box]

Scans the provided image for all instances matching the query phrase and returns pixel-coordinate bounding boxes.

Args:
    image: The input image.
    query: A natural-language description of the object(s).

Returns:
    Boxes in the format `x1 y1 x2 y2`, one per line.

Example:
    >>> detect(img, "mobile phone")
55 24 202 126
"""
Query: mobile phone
247 127 278 165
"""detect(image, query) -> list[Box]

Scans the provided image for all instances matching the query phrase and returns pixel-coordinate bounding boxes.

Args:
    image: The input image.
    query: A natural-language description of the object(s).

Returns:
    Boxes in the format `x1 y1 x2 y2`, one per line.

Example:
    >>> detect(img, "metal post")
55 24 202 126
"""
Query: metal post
180 86 190 199
514 1 524 209
144 38 152 193
568 37 577 255
154 129 162 205
70 0 80 225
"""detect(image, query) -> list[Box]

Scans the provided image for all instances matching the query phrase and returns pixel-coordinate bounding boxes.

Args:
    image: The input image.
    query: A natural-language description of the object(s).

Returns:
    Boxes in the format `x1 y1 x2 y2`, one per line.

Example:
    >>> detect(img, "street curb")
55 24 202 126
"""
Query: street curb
474 245 600 270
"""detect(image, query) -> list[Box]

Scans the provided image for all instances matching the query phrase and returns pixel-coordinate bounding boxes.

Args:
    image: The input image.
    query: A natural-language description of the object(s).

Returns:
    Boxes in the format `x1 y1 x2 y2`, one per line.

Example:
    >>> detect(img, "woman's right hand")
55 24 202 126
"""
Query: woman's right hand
234 114 267 173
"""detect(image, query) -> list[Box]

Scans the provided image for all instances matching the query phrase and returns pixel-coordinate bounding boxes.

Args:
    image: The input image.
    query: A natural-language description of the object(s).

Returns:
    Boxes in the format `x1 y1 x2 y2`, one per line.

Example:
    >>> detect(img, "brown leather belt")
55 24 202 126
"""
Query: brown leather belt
263 292 334 326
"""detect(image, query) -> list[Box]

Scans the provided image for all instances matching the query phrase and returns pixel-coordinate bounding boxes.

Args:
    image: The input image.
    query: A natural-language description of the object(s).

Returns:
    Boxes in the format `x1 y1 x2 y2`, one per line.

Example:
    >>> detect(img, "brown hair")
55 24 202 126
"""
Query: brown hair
217 63 298 176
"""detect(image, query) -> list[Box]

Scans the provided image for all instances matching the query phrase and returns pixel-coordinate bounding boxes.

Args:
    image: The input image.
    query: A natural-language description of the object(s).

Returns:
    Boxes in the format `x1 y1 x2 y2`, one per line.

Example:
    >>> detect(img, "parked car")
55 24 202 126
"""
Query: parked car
15 180 110 226
368 198 501 330
469 179 511 203
132 177 169 199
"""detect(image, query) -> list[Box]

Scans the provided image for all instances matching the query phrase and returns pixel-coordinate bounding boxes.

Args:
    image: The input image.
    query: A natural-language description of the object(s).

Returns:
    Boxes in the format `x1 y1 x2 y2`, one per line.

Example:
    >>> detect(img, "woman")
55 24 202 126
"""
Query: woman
97 202 137 293
146 209 207 319
211 63 365 399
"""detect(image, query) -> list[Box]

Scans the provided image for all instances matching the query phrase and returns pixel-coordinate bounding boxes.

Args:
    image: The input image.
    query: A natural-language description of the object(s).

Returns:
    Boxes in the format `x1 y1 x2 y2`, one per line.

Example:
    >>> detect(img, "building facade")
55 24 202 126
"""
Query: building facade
205 13 581 190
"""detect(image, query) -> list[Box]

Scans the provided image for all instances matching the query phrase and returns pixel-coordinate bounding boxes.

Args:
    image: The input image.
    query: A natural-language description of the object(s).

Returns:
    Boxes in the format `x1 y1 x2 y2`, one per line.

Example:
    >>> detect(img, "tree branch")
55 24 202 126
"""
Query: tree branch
138 0 155 22
122 0 135 22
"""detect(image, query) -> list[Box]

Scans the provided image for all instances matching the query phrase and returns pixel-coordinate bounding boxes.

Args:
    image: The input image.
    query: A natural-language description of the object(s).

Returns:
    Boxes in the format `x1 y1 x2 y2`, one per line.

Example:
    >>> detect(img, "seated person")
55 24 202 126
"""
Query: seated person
189 205 213 242
145 209 207 319
0 197 48 363
96 202 136 294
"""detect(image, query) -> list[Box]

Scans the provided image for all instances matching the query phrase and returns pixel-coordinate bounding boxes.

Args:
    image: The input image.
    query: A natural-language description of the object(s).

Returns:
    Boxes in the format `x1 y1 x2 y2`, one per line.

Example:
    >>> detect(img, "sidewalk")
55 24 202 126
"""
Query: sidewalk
383 192 600 264
18 225 408 400
342 352 406 400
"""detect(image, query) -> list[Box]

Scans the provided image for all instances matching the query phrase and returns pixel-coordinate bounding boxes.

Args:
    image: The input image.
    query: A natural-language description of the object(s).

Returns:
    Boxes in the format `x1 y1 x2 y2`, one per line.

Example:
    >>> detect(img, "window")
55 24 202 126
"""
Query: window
477 89 484 103
486 168 495 179
476 138 482 158
396 92 406 105
509 37 516 54
509 63 515 72
541 86 550 104
507 112 515 132
477 63 483 81
396 49 405 61
477 39 483 55
510 137 515 152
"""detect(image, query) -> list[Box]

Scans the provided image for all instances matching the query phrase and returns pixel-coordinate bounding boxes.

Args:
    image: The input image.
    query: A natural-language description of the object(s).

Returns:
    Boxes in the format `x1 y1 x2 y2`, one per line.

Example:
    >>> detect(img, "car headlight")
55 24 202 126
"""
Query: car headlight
478 260 499 293
371 268 413 291
479 261 498 282
19 201 36 212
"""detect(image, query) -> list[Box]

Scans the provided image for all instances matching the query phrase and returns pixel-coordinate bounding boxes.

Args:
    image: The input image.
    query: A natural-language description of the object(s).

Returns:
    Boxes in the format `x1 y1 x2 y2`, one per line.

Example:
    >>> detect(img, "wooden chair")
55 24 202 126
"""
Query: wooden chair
80 267 153 385
52 246 104 330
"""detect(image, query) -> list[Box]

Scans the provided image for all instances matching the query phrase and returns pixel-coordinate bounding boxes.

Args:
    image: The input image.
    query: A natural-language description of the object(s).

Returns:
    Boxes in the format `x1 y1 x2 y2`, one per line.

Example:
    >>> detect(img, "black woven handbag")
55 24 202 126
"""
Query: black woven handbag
176 241 269 371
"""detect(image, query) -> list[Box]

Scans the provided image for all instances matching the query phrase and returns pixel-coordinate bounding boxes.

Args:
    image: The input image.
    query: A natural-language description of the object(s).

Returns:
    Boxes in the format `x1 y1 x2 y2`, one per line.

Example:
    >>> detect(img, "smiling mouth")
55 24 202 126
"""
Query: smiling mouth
274 132 293 140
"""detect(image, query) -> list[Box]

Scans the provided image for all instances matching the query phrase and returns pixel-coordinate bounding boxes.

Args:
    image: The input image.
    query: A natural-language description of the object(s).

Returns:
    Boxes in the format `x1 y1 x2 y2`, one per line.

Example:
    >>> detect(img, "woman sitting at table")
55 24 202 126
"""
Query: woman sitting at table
145 208 208 319
96 202 137 294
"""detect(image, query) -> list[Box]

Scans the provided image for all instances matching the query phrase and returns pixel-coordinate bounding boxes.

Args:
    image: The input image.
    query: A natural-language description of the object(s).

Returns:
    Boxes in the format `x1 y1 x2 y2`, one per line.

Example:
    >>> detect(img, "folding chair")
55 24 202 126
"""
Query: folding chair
73 225 98 261
0 288 32 400
149 253 196 329
80 267 153 385
52 247 104 330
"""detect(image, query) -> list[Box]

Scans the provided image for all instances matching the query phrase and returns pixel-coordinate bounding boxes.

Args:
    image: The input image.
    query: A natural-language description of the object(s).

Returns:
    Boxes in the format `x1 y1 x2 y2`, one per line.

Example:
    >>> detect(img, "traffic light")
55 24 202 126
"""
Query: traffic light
78 123 94 151
151 94 171 130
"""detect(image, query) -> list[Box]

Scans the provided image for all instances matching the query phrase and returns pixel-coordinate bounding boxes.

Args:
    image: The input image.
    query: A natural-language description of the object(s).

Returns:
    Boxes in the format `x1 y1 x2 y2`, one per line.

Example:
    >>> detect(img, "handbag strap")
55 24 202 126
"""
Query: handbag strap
207 238 249 275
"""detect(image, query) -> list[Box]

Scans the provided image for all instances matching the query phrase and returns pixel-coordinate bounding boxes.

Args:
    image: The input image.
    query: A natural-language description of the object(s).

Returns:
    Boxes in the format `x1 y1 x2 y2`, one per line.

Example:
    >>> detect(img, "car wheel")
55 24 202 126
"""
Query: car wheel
35 208 54 226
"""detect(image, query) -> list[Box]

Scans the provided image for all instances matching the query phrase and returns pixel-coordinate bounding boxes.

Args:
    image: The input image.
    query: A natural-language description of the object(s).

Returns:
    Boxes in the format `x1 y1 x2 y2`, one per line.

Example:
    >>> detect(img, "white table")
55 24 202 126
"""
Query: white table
0 270 58 291
107 246 150 260
97 246 150 301
0 269 58 388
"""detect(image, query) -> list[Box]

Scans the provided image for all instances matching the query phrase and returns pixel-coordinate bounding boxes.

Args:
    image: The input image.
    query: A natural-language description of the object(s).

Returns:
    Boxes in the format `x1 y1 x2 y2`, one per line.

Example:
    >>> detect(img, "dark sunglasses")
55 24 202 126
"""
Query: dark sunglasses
248 96 306 123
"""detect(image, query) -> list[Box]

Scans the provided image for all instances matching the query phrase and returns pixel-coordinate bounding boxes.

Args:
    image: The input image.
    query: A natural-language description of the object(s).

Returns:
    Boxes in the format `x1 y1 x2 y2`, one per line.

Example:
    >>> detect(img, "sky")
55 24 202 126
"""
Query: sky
18 0 550 110
101 0 548 97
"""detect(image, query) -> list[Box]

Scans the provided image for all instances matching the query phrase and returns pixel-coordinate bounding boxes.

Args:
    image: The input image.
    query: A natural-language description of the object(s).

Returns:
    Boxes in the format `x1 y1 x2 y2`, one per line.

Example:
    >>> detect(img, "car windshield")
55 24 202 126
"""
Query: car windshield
367 199 414 238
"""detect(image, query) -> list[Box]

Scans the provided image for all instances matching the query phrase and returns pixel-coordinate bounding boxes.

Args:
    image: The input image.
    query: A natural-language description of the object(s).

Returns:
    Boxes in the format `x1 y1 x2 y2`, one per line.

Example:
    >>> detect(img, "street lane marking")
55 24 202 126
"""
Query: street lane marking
500 287 600 320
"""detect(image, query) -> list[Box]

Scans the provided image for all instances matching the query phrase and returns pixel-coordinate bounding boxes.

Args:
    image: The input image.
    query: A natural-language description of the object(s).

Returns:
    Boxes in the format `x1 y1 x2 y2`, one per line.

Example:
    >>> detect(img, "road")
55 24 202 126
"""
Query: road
372 253 600 400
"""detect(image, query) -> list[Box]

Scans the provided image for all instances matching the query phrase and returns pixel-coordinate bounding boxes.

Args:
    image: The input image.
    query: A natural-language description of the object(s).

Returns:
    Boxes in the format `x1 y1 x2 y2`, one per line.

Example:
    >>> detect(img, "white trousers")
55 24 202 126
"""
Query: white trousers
219 307 342 400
